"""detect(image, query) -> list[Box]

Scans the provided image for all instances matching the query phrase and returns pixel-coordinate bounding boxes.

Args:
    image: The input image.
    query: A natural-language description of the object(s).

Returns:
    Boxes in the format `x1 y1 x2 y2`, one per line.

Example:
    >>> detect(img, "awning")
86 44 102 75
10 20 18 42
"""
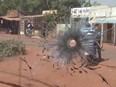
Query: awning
96 20 107 23
1 16 20 21
106 20 116 23
91 17 116 24
21 15 43 18
96 20 116 23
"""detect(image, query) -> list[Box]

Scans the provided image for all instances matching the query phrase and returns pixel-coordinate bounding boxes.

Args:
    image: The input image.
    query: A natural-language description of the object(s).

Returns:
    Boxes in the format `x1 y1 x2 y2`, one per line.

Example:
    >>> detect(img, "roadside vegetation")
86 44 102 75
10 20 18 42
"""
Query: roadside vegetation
0 40 26 58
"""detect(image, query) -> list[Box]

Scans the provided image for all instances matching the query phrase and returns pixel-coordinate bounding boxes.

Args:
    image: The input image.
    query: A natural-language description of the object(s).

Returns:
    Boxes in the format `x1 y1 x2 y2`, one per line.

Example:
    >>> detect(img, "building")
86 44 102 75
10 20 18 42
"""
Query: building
20 10 57 36
90 5 116 45
0 10 20 34
71 5 116 45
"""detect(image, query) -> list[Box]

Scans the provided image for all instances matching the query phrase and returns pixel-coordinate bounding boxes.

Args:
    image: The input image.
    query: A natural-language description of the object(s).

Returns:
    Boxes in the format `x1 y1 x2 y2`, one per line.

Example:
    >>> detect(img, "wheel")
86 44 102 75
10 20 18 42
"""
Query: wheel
25 29 32 37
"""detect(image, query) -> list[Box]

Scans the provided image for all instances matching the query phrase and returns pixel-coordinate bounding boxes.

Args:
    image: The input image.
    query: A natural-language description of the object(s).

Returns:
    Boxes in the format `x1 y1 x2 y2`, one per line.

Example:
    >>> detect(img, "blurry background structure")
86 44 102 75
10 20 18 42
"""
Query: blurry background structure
0 0 115 45
70 5 116 45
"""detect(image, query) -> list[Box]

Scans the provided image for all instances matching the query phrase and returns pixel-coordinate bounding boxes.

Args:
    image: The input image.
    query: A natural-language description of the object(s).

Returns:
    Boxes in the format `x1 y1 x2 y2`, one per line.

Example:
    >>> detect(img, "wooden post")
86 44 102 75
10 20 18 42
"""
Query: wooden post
113 23 116 46
101 23 104 46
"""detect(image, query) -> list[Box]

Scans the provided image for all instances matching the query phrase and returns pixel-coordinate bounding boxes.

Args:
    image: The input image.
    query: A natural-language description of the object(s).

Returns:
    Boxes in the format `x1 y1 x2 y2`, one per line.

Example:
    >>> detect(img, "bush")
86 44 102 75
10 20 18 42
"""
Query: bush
0 40 26 58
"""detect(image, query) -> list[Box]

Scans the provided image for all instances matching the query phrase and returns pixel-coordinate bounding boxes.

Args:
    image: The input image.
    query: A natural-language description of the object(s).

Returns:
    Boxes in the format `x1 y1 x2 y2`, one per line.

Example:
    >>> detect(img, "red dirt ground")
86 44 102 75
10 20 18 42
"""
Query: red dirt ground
0 34 116 87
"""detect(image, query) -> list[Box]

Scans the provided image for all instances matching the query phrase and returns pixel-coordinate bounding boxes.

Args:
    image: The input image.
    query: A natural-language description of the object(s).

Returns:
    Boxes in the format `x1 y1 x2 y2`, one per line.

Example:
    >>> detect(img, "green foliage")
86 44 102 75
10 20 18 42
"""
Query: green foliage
43 0 82 24
92 1 101 6
0 40 26 58
0 0 92 16
0 0 90 16
43 13 57 26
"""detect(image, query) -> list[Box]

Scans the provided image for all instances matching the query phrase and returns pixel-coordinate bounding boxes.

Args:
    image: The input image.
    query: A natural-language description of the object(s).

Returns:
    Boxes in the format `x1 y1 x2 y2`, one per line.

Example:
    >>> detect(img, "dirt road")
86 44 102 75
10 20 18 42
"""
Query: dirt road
0 34 115 87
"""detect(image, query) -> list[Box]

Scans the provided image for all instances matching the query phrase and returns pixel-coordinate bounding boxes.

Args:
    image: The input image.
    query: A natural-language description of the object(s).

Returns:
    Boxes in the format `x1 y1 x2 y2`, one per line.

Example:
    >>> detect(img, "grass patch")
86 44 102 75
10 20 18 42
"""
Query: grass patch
0 39 26 58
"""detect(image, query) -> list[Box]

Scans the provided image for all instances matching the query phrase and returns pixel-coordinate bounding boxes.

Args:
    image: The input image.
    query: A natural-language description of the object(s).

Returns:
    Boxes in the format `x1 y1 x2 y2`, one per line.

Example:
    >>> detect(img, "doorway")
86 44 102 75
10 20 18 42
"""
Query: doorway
107 23 113 43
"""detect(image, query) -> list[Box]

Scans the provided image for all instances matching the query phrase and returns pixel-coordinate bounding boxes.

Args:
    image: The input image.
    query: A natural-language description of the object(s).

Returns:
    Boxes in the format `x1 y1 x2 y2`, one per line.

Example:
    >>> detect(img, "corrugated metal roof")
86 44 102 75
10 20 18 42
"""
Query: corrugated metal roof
2 16 20 21
20 15 44 18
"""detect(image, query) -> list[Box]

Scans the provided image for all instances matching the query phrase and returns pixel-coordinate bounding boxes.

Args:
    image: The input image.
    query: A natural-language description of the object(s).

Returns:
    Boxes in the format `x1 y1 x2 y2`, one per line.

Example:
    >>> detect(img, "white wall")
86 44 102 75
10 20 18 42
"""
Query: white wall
56 24 70 34
111 7 116 17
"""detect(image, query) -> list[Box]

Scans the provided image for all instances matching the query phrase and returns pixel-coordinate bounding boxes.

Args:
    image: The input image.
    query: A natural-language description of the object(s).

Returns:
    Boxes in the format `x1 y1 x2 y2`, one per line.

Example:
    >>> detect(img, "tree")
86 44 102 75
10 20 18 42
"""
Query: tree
0 0 89 16
92 1 101 6
82 0 92 7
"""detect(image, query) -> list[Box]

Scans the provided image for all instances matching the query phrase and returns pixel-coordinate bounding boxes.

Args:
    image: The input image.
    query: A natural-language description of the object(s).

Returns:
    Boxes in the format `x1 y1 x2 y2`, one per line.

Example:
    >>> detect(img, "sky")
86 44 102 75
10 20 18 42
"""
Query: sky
91 0 116 6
